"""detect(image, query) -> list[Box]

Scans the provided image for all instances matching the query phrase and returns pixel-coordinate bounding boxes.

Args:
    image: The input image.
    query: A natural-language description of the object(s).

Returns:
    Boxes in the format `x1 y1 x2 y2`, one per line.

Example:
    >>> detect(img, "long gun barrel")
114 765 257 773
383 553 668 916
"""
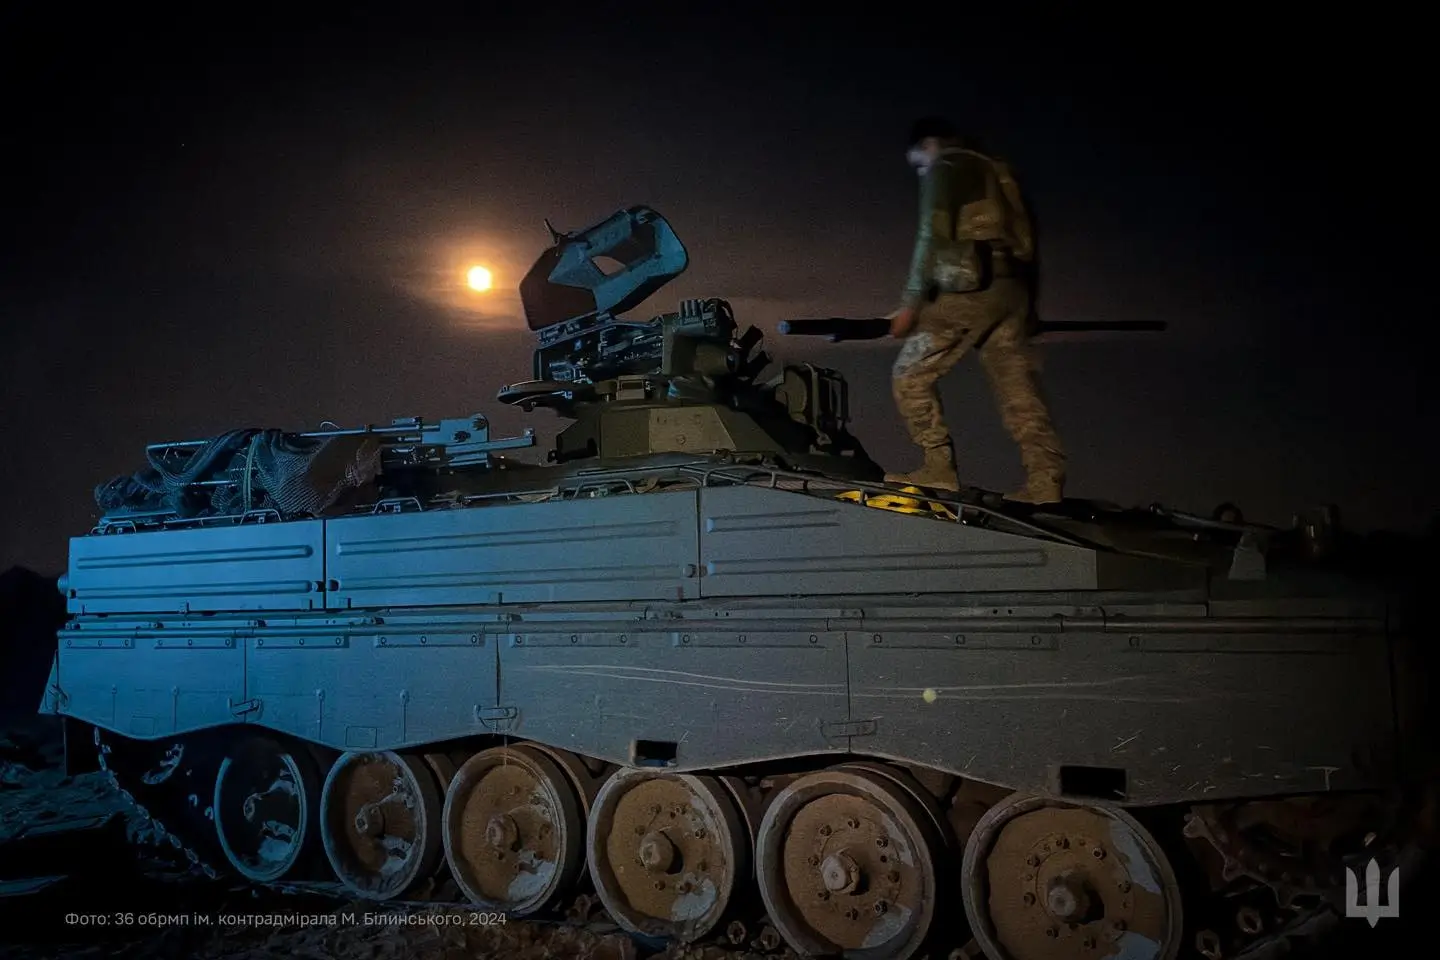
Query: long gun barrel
777 317 1167 343
777 318 891 341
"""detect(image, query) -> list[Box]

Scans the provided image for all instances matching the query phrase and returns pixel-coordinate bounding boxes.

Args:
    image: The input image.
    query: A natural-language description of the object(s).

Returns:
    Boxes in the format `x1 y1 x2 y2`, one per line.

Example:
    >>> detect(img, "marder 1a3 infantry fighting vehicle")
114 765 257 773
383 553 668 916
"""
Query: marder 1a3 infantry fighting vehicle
41 206 1431 960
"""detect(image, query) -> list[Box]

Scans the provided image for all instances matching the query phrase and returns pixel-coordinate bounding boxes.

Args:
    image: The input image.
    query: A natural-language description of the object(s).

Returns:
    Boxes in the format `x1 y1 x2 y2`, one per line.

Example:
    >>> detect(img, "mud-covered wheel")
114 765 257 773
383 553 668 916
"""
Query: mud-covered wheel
961 791 1183 960
587 768 750 942
442 744 586 915
756 767 942 959
213 736 321 883
319 750 444 899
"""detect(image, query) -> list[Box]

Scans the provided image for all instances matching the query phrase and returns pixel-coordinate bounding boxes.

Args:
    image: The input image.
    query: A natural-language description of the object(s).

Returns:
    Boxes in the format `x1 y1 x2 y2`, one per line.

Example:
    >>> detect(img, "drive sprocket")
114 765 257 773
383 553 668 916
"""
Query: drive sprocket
1182 794 1396 908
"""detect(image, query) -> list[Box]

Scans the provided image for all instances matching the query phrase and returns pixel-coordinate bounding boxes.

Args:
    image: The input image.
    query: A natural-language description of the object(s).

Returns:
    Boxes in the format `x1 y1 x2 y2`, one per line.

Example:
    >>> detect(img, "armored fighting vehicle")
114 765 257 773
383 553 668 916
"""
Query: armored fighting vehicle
41 206 1431 959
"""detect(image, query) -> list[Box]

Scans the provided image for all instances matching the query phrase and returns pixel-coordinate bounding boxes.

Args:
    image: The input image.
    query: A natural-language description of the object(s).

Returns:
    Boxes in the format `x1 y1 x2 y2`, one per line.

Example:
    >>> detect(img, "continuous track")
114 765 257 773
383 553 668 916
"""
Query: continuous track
94 726 1418 960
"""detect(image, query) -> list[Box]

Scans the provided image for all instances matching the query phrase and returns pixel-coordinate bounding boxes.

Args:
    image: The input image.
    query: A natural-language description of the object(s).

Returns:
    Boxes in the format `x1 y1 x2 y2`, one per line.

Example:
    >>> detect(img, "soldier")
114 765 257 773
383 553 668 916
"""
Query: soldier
885 117 1066 503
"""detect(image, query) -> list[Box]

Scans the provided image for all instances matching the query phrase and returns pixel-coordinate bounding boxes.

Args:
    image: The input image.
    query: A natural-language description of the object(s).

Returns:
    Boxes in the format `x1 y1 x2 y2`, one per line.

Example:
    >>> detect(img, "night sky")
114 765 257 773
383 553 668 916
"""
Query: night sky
1 7 1431 575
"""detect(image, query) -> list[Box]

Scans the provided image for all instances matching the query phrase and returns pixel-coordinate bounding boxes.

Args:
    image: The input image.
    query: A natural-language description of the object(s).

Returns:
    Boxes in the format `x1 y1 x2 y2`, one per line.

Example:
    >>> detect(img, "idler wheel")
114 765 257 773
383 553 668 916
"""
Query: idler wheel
587 768 750 942
213 736 321 883
961 791 1183 960
442 744 586 916
319 750 444 899
755 768 943 959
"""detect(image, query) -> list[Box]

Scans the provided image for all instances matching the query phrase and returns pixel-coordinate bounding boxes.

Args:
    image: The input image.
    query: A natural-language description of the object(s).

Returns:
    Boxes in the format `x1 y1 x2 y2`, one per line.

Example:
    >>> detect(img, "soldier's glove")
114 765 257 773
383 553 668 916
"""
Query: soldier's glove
887 307 918 338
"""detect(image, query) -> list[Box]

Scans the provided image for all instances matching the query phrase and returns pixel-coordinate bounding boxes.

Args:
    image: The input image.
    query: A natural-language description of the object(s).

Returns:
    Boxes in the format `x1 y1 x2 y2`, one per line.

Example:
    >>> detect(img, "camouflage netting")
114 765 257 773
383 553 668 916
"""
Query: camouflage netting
95 429 383 522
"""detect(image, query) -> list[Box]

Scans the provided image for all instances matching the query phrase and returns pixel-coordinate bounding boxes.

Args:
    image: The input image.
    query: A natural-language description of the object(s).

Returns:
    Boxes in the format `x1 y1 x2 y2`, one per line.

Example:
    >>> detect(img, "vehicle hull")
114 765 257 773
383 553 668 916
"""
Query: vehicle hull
50 484 1398 809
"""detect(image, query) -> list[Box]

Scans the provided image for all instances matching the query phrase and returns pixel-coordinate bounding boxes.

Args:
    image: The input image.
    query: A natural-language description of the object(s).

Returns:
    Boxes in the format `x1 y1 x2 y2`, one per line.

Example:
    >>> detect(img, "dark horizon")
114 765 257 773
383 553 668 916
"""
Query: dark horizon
2 7 1432 573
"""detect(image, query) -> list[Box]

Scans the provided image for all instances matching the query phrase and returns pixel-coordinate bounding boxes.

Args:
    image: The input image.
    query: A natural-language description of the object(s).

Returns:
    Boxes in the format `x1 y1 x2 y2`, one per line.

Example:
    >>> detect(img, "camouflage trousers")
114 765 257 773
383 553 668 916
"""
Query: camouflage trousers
891 279 1065 486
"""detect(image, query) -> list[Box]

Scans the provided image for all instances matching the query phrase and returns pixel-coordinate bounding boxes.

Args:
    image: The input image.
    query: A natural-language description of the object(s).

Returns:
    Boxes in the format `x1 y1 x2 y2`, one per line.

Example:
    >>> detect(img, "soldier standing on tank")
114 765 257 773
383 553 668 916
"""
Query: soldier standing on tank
884 117 1066 503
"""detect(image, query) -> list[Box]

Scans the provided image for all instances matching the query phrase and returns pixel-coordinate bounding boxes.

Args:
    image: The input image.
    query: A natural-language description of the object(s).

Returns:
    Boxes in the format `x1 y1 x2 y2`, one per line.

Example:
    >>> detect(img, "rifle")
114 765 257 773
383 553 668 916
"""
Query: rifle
777 317 1167 343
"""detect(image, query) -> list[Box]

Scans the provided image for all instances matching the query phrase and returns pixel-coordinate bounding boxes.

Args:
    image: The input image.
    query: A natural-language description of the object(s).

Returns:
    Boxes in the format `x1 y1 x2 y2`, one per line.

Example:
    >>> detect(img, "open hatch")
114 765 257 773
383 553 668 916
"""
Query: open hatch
518 205 689 331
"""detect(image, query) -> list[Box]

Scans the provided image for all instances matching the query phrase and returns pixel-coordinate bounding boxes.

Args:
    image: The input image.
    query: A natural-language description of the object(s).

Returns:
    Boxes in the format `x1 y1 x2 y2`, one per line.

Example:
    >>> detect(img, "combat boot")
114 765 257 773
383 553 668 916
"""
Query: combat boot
885 445 960 492
1006 472 1064 505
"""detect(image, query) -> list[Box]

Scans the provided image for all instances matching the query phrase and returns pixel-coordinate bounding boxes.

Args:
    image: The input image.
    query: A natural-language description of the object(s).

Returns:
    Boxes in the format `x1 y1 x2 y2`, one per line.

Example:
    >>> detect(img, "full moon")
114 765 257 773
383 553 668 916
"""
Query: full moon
466 266 493 292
